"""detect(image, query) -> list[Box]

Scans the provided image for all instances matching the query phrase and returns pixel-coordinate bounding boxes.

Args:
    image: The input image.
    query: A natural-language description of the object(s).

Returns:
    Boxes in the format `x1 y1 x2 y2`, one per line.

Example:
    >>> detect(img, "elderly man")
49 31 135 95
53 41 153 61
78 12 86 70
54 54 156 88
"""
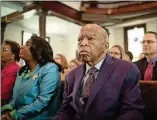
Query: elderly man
54 24 144 120
134 31 157 80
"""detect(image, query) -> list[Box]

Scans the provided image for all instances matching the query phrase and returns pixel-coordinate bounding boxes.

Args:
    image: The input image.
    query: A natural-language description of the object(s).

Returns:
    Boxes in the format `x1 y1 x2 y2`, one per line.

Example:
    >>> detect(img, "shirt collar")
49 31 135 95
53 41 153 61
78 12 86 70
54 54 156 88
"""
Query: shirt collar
2 62 17 70
146 57 157 65
85 56 106 74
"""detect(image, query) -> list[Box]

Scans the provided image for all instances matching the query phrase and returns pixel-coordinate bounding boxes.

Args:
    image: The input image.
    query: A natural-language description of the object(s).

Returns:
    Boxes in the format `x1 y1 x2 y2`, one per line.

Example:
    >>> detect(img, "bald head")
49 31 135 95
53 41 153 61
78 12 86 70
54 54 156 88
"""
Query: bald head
80 24 109 43
78 24 109 66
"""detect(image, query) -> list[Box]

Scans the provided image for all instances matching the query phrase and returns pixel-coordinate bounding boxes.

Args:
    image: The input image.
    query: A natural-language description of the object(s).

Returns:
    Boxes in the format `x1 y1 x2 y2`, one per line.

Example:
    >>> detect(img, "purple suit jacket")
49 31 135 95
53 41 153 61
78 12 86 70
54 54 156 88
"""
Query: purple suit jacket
54 54 145 120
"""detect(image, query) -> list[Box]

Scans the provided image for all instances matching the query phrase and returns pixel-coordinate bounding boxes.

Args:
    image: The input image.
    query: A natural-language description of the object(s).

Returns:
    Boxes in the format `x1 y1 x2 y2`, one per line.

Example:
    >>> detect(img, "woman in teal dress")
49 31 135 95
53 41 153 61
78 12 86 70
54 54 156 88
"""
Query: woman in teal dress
1 35 62 120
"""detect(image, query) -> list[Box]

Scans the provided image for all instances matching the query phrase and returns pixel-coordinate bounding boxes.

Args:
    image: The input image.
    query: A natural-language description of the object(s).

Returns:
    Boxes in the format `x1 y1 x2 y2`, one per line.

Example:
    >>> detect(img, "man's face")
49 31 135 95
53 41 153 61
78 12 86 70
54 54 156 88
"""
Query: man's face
142 33 157 55
78 25 107 63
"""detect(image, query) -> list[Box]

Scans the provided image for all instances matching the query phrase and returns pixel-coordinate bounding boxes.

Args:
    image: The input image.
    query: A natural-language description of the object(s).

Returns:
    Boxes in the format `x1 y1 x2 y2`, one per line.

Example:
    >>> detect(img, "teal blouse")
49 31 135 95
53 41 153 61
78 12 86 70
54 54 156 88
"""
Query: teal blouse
2 62 61 120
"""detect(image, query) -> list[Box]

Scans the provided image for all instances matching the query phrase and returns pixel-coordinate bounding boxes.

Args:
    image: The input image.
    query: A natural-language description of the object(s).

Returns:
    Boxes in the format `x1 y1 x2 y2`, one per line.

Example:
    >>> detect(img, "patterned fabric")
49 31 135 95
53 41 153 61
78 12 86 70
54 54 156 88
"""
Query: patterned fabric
82 67 98 98
144 61 153 80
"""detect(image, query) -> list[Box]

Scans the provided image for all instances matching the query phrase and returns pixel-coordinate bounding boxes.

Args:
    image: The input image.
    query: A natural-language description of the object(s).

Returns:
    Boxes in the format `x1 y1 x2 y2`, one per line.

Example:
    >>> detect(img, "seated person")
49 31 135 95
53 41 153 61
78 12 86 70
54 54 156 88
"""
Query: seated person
138 53 145 60
125 51 133 62
1 35 62 120
54 54 68 81
1 40 20 106
59 59 81 102
68 59 82 72
53 24 145 120
134 31 157 80
109 45 126 60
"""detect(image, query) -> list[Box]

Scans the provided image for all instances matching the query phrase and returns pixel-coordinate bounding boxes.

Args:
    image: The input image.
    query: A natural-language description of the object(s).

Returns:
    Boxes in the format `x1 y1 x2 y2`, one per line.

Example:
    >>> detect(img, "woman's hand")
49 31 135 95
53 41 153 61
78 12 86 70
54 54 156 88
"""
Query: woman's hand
1 115 7 120
1 112 14 120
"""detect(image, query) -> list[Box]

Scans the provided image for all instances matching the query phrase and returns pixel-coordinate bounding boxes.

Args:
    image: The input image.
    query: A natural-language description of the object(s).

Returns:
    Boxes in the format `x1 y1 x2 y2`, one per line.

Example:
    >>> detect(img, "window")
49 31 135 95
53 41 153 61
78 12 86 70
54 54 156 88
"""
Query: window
124 24 146 61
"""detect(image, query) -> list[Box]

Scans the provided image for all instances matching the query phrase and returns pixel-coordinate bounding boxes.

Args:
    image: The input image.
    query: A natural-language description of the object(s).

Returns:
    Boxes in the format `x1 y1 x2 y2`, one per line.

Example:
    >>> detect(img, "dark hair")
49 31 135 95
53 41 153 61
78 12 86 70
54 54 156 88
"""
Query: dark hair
125 51 133 61
146 31 157 40
19 35 61 75
3 40 20 62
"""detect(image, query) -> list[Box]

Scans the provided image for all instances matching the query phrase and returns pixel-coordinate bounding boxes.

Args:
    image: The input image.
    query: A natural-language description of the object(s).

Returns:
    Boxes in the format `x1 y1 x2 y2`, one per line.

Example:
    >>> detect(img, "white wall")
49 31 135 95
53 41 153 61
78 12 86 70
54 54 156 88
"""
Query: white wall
108 27 124 49
4 22 81 62
4 24 23 45
4 23 39 45
48 34 70 61
146 18 157 32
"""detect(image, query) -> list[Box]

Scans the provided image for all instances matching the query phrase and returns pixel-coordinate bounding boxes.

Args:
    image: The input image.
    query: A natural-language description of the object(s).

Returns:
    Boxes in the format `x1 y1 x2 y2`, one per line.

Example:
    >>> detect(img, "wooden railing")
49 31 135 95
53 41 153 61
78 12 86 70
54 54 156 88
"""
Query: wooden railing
139 81 157 120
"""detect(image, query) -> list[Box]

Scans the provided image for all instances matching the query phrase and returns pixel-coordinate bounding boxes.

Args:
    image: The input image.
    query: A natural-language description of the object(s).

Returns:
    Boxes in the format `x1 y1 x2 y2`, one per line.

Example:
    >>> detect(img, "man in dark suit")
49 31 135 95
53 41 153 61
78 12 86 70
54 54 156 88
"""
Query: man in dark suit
134 31 157 80
54 24 145 120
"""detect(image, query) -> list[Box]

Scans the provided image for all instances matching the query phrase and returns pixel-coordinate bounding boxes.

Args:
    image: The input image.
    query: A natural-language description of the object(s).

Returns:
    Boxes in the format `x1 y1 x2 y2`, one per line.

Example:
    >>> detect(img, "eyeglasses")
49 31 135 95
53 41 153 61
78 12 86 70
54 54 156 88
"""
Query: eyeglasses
1 48 11 52
141 40 157 45
109 52 121 56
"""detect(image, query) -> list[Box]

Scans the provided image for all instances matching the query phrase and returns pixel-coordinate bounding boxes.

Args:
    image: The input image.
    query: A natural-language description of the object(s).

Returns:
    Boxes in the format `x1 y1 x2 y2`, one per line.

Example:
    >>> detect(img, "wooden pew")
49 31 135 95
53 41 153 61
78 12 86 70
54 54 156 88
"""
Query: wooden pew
139 81 157 120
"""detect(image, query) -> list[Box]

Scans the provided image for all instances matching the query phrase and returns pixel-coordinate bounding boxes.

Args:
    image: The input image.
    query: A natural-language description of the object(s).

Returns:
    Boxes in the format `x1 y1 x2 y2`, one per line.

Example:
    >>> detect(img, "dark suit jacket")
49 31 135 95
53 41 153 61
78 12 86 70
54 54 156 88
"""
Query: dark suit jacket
54 54 145 120
134 57 157 80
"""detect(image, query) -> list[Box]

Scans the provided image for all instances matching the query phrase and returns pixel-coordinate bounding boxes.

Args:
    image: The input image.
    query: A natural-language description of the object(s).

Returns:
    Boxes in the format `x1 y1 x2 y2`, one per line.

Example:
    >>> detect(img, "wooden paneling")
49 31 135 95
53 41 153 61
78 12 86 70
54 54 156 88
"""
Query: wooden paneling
83 2 157 15
41 1 85 25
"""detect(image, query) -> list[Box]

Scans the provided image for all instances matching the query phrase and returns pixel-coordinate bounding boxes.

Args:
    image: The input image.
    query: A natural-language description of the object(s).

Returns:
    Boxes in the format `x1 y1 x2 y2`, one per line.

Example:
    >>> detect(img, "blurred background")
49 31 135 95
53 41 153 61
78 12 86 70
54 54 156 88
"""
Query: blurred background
1 1 157 62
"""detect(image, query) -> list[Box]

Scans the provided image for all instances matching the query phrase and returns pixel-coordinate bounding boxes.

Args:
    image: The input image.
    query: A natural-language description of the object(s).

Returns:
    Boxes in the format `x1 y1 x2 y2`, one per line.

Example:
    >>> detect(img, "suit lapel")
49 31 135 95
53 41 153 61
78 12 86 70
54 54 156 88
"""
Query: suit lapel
85 54 115 113
73 64 85 96
153 61 157 80
141 58 147 80
70 64 85 112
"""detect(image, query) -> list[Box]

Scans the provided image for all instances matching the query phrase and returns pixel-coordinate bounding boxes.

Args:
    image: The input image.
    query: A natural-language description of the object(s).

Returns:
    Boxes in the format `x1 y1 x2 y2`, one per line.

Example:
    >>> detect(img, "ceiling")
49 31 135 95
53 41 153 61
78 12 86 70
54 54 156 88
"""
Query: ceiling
12 15 81 36
1 1 157 28
1 6 17 17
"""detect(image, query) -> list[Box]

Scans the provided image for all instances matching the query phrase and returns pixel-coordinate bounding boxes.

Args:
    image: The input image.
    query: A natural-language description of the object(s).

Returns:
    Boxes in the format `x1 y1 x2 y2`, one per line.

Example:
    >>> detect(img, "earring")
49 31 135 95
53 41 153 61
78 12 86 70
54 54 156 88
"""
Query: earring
11 56 14 59
38 56 41 60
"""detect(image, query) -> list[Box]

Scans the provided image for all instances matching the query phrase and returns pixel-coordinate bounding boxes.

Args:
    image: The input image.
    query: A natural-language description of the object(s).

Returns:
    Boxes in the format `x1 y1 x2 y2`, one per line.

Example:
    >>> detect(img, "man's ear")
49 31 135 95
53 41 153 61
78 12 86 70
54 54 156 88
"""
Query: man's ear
105 43 109 49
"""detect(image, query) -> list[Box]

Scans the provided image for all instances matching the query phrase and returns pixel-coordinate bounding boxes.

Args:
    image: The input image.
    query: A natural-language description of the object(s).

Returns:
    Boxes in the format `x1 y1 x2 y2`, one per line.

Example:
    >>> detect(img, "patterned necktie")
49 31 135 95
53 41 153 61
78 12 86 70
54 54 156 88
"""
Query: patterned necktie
82 67 98 98
144 61 153 81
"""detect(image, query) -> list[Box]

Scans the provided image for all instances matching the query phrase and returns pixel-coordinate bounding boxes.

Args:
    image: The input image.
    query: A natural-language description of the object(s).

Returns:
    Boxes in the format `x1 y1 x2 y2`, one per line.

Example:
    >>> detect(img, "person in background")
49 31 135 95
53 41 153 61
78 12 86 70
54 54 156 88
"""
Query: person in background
1 35 62 120
138 53 145 60
53 24 144 120
1 40 20 106
68 59 82 72
109 45 126 60
54 54 68 81
134 31 157 80
125 51 133 62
